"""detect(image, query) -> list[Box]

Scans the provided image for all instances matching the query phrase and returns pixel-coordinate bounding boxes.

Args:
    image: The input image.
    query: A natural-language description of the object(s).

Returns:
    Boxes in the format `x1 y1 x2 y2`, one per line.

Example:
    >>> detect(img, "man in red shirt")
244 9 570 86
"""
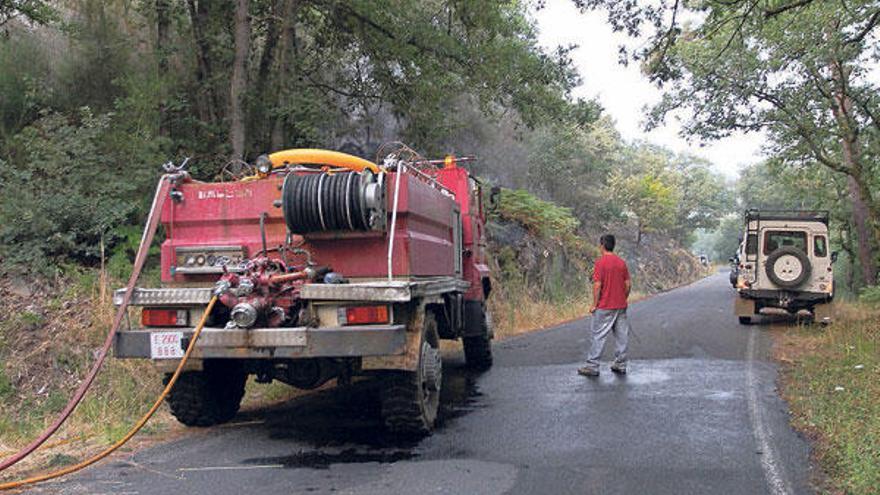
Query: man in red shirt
579 234 632 377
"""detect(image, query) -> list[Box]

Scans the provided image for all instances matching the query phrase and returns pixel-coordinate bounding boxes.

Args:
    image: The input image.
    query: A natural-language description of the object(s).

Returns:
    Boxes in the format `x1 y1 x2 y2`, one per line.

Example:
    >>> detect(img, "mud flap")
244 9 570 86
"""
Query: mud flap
734 297 755 317
362 298 439 372
813 302 835 324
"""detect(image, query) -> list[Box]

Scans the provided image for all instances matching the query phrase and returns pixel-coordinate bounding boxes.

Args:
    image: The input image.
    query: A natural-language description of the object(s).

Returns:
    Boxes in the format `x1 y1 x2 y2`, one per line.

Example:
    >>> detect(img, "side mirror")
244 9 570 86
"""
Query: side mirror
487 185 501 213
831 251 838 263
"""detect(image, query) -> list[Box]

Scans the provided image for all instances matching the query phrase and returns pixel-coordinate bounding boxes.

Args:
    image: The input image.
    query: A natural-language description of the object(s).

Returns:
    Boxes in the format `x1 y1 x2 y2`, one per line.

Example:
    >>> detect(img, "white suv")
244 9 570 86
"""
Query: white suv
734 210 835 324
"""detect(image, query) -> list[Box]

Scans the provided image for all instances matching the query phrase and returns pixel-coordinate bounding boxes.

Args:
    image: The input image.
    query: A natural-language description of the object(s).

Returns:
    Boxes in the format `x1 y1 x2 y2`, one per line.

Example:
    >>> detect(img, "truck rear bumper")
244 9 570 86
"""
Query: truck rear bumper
114 325 406 360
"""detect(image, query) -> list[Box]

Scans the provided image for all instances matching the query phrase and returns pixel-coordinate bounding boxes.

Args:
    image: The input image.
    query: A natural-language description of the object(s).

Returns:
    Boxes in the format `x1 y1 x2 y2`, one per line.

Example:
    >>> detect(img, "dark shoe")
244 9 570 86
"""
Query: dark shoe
610 363 627 374
578 366 599 377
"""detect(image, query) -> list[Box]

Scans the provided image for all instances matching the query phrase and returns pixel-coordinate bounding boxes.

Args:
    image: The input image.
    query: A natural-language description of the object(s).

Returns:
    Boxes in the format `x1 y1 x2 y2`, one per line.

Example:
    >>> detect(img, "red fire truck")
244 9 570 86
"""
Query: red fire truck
113 148 493 435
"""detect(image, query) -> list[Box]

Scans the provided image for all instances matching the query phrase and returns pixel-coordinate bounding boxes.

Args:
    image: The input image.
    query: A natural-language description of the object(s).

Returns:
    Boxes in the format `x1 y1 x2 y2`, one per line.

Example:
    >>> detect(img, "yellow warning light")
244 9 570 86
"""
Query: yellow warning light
444 155 456 168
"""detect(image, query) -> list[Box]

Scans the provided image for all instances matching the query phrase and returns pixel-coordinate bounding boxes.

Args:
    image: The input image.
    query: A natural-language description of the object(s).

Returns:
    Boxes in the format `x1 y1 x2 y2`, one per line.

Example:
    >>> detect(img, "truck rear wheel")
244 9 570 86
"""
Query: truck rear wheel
381 311 441 436
164 361 247 427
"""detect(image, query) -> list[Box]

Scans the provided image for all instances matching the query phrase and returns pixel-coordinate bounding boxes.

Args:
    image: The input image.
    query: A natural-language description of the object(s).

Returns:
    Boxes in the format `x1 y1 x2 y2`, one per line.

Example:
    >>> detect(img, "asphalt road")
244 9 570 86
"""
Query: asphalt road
32 272 816 494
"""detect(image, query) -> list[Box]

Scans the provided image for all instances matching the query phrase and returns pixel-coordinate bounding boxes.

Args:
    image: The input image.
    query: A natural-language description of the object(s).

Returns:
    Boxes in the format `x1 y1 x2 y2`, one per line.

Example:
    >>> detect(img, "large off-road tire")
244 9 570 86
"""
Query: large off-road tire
765 247 811 288
463 307 493 370
381 311 442 436
463 336 493 371
164 360 247 427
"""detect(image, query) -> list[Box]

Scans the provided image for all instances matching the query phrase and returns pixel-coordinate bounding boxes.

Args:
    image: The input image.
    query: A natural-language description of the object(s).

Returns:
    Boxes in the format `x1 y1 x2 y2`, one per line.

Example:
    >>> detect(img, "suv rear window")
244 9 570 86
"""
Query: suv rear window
814 235 828 257
745 234 758 256
764 230 807 254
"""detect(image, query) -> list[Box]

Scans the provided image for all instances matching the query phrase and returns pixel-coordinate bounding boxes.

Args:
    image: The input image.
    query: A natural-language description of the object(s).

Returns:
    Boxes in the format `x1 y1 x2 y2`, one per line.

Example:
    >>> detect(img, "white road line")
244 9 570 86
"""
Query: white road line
746 326 791 495
122 459 185 481
177 464 283 472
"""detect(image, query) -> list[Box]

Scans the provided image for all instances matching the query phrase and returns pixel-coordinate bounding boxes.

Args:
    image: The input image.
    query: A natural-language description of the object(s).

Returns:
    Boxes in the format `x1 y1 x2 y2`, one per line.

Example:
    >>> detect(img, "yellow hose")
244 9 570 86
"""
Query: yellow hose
0 296 218 491
268 148 379 173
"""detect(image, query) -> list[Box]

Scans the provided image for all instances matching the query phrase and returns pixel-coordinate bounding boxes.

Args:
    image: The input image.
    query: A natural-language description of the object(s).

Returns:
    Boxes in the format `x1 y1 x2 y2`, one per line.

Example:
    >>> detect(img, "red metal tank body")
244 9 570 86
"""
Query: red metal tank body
159 169 463 285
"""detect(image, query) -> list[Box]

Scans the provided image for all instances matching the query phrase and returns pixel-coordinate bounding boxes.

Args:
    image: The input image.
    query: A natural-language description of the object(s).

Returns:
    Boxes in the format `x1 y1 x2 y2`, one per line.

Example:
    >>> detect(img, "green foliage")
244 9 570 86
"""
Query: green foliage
858 286 880 307
494 188 585 252
711 216 743 261
0 0 590 274
0 367 12 399
0 0 57 27
0 35 53 140
608 151 680 242
524 116 621 224
0 109 160 272
583 0 880 285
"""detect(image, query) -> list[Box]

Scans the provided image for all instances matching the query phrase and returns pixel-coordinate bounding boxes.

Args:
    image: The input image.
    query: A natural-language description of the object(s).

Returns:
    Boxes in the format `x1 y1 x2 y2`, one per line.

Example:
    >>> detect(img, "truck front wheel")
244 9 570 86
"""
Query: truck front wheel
164 360 247 427
381 311 442 436
463 303 493 370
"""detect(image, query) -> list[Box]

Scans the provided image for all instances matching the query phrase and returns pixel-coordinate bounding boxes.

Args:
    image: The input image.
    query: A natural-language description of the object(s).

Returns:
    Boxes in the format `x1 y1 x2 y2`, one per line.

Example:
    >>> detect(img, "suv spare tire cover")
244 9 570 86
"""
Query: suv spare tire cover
765 246 812 288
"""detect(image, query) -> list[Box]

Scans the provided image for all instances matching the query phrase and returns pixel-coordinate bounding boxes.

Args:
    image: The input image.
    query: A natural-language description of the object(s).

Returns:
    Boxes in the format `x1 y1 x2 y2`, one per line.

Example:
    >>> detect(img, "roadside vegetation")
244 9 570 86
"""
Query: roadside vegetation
775 303 880 494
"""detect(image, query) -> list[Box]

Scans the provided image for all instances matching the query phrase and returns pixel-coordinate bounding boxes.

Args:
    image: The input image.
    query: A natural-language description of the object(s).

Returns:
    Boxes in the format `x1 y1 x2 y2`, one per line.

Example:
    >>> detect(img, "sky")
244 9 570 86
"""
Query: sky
534 1 766 179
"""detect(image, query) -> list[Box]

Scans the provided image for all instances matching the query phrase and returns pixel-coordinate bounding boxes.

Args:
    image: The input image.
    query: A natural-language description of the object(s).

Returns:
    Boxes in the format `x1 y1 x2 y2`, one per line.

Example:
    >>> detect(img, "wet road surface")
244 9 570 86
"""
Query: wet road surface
33 273 815 494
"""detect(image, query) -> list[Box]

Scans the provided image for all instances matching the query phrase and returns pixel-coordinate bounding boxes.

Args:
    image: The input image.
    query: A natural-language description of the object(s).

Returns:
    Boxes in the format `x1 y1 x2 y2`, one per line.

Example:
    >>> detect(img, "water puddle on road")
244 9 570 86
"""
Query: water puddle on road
243 365 487 469
242 448 416 469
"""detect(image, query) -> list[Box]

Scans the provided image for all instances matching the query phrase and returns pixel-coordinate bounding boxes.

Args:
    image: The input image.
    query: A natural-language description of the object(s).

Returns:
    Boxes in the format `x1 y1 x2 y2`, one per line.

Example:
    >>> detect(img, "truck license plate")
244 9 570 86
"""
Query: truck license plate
150 331 185 359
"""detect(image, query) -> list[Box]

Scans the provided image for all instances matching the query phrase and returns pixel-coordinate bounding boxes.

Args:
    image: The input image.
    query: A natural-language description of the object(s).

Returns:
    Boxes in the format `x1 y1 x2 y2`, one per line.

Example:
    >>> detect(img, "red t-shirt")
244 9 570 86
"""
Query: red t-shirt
593 253 630 310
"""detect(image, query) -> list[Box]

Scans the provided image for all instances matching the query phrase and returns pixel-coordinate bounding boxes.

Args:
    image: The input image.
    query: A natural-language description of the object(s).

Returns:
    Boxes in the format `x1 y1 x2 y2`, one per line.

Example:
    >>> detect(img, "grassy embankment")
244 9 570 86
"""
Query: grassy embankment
486 188 595 339
774 303 880 494
0 267 297 481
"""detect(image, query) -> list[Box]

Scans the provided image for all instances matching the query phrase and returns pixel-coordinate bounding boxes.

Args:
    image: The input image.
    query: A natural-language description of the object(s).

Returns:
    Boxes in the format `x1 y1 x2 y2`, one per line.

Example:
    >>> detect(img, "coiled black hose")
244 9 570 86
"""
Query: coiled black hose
282 171 379 233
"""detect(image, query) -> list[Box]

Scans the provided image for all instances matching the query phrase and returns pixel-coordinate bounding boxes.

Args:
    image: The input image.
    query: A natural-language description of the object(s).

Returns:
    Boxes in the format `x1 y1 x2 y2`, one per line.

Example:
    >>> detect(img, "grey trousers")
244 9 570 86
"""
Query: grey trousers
586 308 630 368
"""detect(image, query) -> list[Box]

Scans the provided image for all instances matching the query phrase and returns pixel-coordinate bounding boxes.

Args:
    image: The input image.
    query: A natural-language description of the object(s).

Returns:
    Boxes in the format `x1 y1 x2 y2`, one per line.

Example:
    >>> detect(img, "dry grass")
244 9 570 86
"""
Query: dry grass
488 289 592 340
0 270 180 481
772 303 880 495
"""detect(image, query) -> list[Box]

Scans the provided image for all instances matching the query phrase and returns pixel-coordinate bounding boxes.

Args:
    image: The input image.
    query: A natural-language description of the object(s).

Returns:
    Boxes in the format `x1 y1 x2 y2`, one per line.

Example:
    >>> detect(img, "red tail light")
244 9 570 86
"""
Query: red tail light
142 308 189 327
340 305 389 325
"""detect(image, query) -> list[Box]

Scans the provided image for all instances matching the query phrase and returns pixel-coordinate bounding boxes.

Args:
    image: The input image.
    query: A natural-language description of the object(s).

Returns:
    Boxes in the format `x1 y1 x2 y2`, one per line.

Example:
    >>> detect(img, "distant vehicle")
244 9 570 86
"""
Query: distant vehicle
733 210 836 324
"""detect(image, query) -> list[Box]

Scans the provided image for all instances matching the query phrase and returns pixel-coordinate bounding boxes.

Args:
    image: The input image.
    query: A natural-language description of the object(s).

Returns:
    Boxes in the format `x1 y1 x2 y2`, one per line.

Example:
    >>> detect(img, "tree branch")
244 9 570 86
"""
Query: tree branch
763 0 814 18
845 8 880 44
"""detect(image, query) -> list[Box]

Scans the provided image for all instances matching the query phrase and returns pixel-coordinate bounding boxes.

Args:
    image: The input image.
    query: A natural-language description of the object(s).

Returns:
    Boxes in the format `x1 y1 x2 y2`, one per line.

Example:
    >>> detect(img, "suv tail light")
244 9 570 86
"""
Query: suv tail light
338 305 389 325
142 308 189 327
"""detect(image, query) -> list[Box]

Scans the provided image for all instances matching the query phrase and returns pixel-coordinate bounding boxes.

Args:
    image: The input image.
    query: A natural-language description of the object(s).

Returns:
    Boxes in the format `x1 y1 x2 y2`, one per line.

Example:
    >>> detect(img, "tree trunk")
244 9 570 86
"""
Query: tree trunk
229 0 250 159
156 0 170 137
830 59 878 285
845 169 878 286
156 0 170 72
271 0 298 150
187 0 219 124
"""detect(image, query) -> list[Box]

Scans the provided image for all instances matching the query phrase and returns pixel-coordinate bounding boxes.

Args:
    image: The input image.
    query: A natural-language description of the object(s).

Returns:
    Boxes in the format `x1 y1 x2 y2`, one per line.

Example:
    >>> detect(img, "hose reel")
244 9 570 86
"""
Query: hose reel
282 170 386 234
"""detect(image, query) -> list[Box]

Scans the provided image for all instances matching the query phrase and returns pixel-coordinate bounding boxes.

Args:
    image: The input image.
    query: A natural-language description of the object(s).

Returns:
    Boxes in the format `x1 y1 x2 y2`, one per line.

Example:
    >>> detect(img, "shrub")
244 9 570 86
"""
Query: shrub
0 109 162 273
858 285 880 306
